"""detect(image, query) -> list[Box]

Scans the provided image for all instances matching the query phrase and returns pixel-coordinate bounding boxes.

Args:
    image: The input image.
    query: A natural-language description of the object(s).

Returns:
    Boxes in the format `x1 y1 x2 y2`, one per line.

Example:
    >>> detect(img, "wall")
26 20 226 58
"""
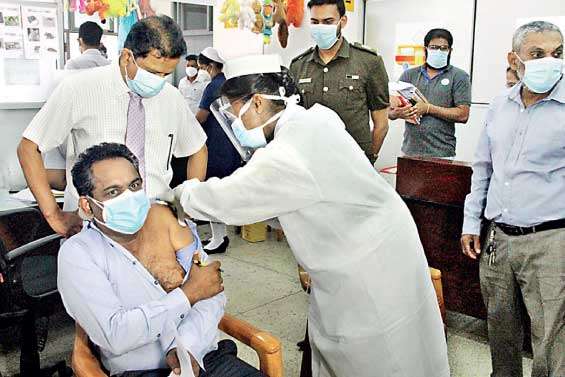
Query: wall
0 108 37 190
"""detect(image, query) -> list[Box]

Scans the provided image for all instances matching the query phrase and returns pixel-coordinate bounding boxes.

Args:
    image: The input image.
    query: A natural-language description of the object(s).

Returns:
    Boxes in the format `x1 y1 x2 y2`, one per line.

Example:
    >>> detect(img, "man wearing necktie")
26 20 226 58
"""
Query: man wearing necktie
18 15 208 238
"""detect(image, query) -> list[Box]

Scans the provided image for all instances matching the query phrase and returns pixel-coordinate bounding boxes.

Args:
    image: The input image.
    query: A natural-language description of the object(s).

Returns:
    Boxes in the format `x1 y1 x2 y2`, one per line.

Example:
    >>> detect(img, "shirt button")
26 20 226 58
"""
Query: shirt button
154 280 159 285
180 314 185 319
323 67 328 73
323 87 328 92
157 333 161 338
349 86 354 90
132 261 136 265
301 89 305 94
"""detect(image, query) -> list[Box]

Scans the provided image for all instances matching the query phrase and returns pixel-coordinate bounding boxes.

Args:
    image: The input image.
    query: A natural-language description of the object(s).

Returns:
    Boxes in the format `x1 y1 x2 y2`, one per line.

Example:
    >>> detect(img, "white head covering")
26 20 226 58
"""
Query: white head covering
200 47 225 64
224 54 283 80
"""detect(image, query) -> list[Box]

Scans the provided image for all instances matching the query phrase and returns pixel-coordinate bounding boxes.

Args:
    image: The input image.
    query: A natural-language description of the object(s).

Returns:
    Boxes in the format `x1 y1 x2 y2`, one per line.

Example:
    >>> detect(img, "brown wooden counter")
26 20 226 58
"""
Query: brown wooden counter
396 156 486 319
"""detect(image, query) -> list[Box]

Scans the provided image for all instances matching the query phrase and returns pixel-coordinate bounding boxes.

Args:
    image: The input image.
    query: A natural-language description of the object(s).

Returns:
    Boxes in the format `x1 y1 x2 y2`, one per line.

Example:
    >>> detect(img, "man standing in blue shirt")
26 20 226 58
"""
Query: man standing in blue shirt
461 21 564 377
389 28 471 157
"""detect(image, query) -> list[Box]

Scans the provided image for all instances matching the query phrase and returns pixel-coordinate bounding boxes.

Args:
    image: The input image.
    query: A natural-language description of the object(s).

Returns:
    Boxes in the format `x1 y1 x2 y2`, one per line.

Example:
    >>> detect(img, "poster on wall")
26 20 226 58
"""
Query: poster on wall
0 3 24 58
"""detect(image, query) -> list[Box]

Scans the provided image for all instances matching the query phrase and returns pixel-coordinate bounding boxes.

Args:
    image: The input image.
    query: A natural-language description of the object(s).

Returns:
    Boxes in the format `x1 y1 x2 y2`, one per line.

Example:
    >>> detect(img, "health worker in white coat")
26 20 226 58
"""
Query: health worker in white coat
174 55 449 377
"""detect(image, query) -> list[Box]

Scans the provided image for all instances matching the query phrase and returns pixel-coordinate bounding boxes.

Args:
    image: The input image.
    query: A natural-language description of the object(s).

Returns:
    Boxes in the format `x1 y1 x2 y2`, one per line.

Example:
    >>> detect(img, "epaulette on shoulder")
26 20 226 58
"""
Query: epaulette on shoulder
291 47 315 63
351 42 379 56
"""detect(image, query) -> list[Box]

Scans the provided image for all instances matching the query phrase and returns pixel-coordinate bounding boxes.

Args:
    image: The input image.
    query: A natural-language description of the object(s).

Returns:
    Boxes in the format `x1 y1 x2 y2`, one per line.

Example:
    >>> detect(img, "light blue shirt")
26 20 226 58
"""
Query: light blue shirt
57 221 225 375
463 77 565 235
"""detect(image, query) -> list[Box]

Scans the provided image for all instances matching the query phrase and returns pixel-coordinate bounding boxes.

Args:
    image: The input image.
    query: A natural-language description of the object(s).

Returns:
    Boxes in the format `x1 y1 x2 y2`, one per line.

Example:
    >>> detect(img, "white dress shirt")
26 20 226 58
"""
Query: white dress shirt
23 63 207 211
65 49 111 70
58 222 225 375
178 73 210 114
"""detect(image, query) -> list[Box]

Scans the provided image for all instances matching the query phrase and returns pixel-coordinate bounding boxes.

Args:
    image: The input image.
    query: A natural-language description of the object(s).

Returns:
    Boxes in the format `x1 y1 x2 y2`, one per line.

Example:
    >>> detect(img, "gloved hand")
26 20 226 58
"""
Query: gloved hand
156 188 189 227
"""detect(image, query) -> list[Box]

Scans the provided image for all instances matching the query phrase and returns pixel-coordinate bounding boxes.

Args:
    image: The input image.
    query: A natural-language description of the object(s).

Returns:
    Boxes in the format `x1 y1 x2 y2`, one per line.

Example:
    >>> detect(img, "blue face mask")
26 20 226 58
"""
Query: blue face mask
126 55 166 98
310 24 339 50
515 54 564 94
426 49 449 69
231 99 272 148
90 189 150 235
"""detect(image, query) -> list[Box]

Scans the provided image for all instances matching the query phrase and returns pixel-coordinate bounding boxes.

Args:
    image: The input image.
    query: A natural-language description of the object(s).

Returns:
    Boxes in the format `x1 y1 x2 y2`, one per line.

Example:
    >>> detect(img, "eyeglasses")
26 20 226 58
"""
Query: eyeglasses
428 45 451 52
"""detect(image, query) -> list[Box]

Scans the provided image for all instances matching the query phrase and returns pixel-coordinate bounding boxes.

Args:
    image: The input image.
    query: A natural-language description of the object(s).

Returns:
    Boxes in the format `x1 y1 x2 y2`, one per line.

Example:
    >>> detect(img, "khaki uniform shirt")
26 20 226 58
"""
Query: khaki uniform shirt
290 39 389 160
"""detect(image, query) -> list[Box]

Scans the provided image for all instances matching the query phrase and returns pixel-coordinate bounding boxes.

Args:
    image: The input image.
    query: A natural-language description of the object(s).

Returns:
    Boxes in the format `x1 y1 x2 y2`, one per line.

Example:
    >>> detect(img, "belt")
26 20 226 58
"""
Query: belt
495 218 565 236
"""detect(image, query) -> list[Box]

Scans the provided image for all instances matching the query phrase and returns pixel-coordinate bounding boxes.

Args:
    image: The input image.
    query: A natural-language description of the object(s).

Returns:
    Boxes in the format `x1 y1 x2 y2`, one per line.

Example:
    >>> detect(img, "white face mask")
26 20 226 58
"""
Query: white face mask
198 69 211 82
186 66 198 78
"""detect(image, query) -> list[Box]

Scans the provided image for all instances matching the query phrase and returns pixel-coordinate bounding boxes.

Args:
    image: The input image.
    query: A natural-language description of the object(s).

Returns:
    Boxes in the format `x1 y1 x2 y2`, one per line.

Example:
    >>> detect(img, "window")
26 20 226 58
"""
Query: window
173 2 213 35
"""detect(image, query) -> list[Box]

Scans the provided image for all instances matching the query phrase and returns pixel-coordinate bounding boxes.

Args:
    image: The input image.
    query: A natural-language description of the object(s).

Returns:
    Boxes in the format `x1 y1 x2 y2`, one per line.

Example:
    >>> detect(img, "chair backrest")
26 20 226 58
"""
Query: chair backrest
0 207 62 322
0 207 42 252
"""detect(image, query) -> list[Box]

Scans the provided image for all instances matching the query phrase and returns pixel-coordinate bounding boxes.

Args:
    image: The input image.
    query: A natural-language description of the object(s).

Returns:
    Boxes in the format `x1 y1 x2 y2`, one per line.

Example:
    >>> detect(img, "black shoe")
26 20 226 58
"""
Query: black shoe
202 239 211 247
204 236 229 254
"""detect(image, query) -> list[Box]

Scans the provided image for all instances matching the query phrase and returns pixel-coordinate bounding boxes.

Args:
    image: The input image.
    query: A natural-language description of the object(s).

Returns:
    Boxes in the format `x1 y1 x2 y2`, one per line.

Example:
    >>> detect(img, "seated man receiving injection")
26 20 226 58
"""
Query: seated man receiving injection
58 143 264 377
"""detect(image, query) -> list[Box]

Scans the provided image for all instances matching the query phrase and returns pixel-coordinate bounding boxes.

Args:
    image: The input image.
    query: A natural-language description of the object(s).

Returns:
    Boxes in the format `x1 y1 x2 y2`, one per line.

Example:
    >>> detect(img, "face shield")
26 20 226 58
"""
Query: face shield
210 96 255 161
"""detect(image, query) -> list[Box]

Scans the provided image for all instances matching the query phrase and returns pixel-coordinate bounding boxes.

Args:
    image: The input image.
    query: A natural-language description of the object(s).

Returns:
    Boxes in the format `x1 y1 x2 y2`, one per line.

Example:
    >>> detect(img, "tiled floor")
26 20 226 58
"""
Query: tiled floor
0 225 533 377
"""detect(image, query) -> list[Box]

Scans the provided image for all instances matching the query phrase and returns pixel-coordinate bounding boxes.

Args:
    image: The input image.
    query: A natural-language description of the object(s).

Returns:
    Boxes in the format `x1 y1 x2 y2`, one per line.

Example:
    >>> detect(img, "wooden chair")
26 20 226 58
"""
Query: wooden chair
72 314 283 377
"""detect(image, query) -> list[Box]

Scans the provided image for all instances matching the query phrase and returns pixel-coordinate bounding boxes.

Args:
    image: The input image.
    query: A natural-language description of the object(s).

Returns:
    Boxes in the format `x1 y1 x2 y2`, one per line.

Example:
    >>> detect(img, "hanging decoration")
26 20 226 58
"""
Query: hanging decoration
285 0 303 27
67 0 150 24
220 0 303 48
238 0 255 31
219 0 240 28
251 0 263 34
272 0 287 47
261 0 274 45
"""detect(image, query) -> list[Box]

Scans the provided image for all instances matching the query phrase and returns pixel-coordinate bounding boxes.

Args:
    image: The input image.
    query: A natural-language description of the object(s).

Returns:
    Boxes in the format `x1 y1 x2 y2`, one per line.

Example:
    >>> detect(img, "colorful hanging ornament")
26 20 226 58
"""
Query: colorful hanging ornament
85 0 109 21
272 0 288 48
238 0 255 31
105 0 128 18
286 0 303 27
219 0 240 29
251 0 263 34
261 0 274 44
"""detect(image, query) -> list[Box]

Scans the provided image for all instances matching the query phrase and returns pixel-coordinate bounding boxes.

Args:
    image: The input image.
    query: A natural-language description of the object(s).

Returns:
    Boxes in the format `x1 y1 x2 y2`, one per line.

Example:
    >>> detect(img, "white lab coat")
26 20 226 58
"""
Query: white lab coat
176 104 450 377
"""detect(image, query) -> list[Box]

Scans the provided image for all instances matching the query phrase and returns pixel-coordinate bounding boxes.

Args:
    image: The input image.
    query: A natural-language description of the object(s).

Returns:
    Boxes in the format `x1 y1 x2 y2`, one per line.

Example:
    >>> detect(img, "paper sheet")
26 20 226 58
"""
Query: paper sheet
11 187 64 202
167 327 196 377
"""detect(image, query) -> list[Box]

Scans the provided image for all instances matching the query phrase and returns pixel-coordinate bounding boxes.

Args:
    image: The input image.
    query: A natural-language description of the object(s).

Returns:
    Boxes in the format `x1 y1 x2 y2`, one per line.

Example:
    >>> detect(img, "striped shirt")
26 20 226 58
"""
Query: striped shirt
23 63 207 211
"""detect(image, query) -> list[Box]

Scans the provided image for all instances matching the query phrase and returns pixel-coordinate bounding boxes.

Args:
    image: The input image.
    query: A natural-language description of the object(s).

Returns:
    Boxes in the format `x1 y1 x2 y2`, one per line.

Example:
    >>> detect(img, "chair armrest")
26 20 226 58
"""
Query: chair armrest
219 314 283 377
72 323 108 377
5 234 62 262
429 267 446 323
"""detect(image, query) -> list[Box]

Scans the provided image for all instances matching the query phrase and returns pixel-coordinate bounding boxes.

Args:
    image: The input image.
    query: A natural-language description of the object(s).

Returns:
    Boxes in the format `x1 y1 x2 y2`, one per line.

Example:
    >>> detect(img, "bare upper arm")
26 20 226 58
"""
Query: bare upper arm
143 204 195 250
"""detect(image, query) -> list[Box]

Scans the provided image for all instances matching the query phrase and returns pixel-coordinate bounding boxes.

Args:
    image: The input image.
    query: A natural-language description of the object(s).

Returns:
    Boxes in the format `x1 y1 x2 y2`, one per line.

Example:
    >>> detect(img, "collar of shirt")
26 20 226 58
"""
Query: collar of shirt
311 38 351 65
509 75 565 106
86 222 158 282
83 48 103 56
419 64 451 81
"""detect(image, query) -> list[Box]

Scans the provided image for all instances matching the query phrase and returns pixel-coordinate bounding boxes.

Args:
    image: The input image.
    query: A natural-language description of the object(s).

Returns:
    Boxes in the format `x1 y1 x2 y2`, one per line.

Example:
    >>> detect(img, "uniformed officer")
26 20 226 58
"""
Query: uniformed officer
289 0 390 164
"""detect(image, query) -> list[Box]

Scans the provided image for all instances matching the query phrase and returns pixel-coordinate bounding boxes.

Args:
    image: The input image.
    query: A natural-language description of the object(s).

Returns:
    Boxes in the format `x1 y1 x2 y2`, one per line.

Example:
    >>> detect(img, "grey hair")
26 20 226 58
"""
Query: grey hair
512 21 563 52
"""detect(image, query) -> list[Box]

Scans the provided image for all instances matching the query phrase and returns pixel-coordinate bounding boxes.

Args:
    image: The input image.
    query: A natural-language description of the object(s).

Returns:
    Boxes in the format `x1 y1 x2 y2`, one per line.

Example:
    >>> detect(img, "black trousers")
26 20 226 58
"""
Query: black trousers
117 340 265 377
